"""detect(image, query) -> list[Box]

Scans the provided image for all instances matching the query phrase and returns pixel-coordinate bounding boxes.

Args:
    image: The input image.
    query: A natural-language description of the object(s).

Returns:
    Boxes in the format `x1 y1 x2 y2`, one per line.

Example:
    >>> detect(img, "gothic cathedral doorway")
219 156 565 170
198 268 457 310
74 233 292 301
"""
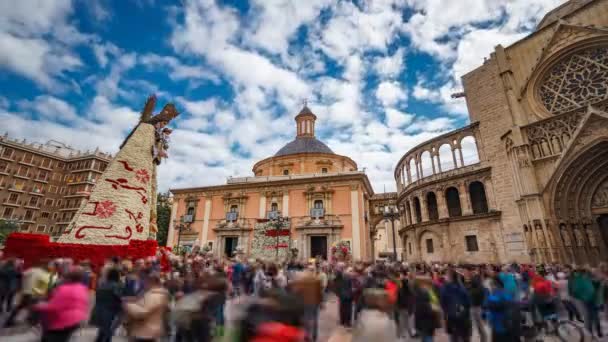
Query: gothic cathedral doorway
310 236 327 260
224 237 238 258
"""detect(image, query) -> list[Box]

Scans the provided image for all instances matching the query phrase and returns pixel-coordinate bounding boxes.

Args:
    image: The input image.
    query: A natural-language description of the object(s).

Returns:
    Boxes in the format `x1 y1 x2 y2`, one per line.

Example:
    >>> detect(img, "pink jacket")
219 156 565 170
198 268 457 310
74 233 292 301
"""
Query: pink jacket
34 282 89 330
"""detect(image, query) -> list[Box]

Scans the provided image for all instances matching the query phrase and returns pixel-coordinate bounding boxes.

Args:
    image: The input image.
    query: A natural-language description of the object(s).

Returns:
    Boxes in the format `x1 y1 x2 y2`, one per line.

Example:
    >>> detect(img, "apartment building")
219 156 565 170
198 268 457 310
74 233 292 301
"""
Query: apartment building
0 134 111 237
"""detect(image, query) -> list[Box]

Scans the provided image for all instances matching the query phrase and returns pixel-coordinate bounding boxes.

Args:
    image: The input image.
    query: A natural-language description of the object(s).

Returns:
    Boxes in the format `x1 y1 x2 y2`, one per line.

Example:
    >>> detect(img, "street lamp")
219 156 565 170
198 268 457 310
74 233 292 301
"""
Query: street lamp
383 205 399 261
269 213 289 261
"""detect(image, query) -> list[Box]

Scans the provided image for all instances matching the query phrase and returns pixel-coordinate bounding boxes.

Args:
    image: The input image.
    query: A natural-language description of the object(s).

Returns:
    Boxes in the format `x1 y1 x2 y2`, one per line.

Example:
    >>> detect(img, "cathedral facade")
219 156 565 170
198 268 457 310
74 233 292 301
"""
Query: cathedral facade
395 0 608 264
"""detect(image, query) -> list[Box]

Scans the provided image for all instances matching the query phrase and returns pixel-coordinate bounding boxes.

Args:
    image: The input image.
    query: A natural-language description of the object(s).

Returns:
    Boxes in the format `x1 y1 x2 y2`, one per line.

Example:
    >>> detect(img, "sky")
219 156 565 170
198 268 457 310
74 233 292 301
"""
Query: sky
0 0 566 193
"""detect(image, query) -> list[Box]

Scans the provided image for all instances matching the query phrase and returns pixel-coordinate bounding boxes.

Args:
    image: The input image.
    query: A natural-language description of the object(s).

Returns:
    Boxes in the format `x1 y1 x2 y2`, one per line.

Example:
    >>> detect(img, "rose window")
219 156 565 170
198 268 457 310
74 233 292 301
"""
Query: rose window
538 46 608 115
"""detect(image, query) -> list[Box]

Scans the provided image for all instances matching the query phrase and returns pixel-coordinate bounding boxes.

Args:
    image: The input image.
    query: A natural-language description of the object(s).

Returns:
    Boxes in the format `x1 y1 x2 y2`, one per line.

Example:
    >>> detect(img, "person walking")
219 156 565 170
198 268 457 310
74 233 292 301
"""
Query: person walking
33 269 90 342
91 268 124 342
464 268 487 342
440 270 472 342
334 265 354 328
123 272 169 342
4 259 51 327
485 276 519 342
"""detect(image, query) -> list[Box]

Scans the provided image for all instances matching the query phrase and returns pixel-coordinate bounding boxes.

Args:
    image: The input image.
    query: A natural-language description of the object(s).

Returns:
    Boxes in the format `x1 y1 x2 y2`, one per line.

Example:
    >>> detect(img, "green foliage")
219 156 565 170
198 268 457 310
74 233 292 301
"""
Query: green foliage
0 219 19 245
156 192 171 246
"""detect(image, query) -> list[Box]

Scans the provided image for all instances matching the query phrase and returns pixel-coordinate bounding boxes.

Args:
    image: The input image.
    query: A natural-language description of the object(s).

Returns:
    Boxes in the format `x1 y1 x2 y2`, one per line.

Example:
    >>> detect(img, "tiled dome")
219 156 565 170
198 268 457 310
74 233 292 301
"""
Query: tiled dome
274 137 334 157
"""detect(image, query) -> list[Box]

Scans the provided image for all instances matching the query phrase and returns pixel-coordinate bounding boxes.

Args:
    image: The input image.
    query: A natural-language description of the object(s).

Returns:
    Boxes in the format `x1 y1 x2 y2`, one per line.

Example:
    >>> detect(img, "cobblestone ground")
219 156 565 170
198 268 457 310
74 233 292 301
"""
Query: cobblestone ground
2 296 607 341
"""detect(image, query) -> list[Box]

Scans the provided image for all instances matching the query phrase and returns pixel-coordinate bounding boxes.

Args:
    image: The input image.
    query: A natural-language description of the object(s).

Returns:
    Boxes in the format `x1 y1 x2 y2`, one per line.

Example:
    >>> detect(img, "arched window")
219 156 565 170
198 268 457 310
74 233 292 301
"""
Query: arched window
438 144 455 171
413 197 422 223
420 151 433 178
426 192 439 221
270 202 278 212
187 207 195 216
313 200 324 209
409 159 418 182
230 204 238 212
445 187 462 217
469 181 488 214
461 136 479 165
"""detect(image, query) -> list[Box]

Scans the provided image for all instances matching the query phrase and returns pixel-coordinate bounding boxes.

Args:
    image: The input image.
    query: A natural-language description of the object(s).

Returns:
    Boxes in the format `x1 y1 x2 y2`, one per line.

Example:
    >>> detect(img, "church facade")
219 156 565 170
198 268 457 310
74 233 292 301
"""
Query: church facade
169 107 380 261
395 0 608 264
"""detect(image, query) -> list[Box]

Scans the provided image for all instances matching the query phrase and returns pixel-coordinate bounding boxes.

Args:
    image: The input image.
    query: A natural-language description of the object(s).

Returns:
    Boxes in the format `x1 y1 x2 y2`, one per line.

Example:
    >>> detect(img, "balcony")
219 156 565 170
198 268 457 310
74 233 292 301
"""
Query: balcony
226 212 238 222
310 208 325 218
2 199 21 207
267 210 281 220
181 214 194 223
14 173 31 180
295 213 343 230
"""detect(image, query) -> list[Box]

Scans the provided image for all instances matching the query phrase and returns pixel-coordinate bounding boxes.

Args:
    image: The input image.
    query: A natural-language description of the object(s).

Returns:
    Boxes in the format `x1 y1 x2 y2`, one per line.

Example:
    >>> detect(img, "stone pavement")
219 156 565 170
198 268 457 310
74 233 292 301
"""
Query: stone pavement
1 296 605 341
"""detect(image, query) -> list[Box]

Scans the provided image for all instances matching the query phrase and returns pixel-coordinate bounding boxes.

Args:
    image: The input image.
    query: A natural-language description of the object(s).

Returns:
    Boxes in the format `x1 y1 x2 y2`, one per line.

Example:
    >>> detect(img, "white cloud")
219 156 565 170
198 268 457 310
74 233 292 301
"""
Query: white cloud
385 108 414 129
374 47 405 78
139 54 219 83
0 0 93 90
16 95 80 122
177 97 217 117
92 42 121 67
376 81 407 106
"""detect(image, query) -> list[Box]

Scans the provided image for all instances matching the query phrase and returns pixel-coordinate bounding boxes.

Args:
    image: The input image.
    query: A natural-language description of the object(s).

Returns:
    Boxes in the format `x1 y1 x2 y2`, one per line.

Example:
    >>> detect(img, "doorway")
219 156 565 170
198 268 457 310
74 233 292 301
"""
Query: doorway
224 237 238 258
310 236 327 260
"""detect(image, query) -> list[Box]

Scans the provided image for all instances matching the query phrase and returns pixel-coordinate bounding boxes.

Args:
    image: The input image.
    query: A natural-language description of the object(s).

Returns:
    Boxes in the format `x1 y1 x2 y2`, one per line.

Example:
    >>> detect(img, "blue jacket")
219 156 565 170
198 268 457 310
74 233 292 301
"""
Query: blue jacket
440 281 471 319
485 288 513 334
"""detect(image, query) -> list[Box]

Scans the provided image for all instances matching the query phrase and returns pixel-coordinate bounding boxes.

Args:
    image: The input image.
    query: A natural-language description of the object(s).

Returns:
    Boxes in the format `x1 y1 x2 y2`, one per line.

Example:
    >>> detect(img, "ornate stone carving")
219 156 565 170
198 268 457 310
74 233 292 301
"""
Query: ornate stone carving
592 178 608 208
538 46 608 115
524 110 583 159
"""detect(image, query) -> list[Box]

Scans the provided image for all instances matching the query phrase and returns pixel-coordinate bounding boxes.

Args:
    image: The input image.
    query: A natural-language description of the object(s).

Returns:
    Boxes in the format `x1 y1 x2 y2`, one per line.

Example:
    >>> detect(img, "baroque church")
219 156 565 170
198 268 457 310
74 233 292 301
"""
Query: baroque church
168 0 608 264
395 0 608 265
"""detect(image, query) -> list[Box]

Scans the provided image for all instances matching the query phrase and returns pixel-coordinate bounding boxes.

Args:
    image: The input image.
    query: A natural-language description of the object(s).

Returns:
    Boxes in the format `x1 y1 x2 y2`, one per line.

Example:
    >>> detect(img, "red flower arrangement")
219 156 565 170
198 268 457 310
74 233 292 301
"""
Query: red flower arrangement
331 240 351 262
135 169 150 184
3 232 158 271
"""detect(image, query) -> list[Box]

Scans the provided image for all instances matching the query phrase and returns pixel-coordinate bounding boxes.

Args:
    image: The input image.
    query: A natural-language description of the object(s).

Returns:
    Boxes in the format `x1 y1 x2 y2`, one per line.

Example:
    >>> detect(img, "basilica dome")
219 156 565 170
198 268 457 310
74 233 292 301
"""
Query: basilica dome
252 105 357 177
274 136 334 157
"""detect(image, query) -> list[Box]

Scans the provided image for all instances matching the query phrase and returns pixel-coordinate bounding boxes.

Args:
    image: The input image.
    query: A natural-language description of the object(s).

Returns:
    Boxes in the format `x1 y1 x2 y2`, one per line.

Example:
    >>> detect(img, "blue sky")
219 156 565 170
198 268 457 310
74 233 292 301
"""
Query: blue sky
0 0 565 192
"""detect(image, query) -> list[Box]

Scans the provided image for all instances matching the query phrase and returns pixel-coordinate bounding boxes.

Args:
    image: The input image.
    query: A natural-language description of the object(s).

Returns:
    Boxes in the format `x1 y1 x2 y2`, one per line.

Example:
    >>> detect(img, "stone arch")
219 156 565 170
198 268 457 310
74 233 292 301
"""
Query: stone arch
445 187 462 217
551 138 608 263
413 197 422 223
409 158 418 182
469 181 489 214
460 136 479 165
420 150 434 178
426 191 439 221
438 144 455 171
405 199 412 225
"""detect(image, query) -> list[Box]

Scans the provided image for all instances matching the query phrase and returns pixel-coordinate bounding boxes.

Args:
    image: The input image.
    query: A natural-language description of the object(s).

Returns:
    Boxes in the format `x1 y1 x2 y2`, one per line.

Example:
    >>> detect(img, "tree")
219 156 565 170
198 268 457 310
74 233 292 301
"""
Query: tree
156 192 171 246
0 219 19 245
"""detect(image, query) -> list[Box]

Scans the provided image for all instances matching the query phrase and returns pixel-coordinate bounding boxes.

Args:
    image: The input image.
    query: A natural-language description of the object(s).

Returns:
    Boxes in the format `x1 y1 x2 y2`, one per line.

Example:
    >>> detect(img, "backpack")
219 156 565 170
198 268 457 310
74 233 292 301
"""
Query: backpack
445 286 468 320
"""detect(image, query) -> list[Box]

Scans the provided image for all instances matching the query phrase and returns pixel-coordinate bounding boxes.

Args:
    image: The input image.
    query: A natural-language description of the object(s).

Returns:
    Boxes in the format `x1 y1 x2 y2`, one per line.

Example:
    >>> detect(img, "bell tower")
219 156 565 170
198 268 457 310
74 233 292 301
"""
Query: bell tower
295 104 317 137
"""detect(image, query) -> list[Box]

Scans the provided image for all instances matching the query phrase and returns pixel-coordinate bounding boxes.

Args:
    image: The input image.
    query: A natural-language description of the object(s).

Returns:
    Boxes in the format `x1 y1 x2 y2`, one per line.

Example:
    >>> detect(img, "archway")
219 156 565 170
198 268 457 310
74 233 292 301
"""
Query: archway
445 187 462 217
413 197 422 223
469 181 488 214
552 139 608 263
426 192 439 220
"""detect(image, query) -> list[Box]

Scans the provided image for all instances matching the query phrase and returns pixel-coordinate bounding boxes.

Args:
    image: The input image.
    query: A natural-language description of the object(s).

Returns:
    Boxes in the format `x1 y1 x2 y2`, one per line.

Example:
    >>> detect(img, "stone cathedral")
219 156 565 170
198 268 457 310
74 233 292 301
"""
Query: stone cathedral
395 0 608 265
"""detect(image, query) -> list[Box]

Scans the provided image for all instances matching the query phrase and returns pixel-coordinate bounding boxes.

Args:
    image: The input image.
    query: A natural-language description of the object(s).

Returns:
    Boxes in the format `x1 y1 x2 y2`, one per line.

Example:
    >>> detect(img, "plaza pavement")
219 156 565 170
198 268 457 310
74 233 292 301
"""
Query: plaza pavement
1 295 605 341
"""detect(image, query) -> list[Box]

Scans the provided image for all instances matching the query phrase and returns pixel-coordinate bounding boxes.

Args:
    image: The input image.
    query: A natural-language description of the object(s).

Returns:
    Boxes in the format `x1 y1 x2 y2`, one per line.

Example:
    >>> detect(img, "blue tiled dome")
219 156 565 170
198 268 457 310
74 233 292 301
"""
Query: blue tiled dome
274 137 334 157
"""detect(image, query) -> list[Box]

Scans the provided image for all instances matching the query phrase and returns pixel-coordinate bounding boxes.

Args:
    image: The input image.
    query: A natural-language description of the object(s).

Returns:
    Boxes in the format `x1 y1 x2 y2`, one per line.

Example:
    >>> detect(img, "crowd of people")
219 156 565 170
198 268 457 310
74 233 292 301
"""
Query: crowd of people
0 249 607 342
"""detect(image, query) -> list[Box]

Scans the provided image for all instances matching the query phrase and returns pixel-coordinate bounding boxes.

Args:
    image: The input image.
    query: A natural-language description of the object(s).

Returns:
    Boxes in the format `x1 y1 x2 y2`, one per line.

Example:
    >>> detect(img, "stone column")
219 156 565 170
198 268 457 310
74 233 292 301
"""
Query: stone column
201 197 212 246
436 190 449 219
420 195 430 222
458 182 473 215
409 199 418 224
350 185 362 260
259 194 266 218
282 191 290 217
166 199 179 247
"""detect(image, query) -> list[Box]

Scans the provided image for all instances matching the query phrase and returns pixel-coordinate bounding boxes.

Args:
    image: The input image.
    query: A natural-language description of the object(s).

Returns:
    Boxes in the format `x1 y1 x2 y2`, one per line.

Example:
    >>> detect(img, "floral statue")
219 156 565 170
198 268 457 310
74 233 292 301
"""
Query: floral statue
331 240 351 262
